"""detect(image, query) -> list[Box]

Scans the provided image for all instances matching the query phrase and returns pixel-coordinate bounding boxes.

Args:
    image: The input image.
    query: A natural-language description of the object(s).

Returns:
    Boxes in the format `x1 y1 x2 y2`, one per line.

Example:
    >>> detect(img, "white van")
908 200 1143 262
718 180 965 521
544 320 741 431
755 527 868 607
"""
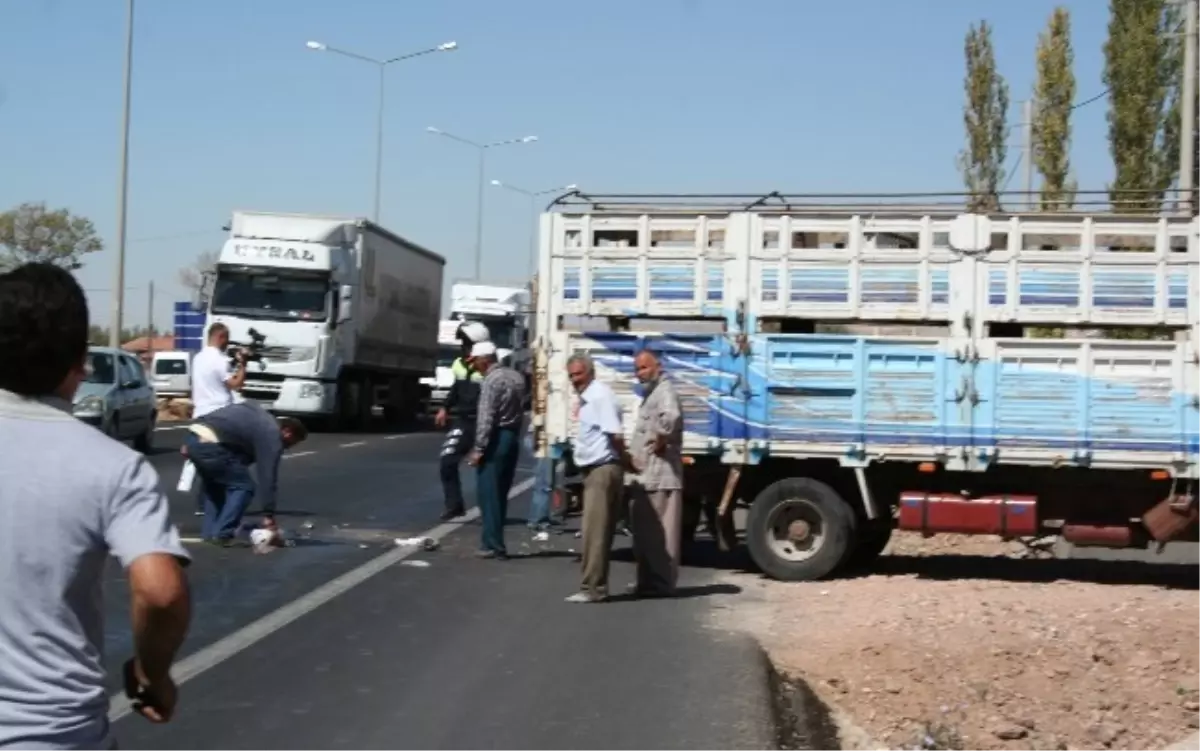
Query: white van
150 350 192 398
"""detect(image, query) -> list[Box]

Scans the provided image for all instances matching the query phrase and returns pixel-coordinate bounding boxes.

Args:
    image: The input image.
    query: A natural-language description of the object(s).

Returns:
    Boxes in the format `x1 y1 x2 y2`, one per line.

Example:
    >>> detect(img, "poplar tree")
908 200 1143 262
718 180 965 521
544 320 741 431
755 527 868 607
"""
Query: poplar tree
1033 7 1077 211
958 21 1010 212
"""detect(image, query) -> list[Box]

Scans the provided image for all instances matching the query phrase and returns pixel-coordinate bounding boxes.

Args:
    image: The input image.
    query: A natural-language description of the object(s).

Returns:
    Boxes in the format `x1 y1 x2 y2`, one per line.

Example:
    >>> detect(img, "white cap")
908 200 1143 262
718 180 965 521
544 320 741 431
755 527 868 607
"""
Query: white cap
470 340 497 358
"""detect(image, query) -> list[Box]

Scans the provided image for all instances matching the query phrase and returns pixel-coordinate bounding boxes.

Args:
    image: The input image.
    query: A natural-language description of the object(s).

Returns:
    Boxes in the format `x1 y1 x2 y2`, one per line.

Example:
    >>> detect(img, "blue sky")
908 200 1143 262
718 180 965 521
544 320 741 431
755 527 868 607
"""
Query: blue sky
1 0 1116 329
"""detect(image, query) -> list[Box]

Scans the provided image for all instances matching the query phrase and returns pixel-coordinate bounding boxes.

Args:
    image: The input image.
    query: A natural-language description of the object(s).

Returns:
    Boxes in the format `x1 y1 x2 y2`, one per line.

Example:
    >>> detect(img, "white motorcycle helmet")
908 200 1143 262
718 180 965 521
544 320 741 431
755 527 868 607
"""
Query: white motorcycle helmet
457 320 491 346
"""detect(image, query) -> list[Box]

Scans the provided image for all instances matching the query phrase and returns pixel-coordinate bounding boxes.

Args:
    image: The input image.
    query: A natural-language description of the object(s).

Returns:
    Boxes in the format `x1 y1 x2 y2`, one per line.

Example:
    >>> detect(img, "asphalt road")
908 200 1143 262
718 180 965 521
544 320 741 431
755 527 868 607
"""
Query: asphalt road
102 423 776 750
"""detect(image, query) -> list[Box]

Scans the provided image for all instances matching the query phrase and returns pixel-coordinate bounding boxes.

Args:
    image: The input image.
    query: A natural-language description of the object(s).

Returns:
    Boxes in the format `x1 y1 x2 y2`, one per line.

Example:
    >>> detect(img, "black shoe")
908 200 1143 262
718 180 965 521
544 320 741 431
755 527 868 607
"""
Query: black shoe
440 508 465 522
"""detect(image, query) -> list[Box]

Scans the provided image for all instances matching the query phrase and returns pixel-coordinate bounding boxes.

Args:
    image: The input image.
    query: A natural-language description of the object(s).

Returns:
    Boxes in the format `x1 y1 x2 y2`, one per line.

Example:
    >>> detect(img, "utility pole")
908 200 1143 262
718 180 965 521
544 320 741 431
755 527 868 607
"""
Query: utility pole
1180 0 1197 215
109 0 134 348
146 280 155 358
1023 98 1035 211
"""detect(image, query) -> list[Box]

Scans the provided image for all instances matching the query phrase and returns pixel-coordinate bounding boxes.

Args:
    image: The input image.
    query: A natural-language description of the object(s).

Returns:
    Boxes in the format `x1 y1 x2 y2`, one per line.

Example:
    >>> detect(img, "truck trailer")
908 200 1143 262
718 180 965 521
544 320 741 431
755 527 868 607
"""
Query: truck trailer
532 193 1199 581
208 210 445 430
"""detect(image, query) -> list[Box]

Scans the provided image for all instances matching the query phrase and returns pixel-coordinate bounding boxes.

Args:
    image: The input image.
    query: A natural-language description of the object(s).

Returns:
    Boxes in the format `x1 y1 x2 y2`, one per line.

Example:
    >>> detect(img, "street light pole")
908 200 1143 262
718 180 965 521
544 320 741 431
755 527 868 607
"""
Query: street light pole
307 39 457 223
426 128 539 279
375 64 386 223
110 0 134 349
490 180 578 275
476 148 486 277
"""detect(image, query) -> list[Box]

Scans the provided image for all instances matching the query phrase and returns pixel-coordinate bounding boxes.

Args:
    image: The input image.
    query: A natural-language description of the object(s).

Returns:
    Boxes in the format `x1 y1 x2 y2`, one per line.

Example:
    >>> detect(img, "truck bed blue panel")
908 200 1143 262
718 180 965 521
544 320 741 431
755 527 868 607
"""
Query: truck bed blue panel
573 333 1200 464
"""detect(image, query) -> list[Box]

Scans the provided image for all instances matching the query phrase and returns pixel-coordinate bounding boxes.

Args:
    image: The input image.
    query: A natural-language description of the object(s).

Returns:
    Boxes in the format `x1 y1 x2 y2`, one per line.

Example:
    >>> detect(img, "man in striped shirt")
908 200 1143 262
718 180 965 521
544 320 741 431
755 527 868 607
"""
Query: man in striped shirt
467 341 526 559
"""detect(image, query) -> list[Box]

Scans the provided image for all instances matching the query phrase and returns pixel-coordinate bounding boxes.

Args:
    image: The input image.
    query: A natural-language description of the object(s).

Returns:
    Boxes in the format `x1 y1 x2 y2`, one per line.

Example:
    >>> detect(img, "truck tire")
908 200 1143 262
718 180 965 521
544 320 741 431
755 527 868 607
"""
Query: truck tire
680 493 703 544
841 517 893 572
746 477 857 582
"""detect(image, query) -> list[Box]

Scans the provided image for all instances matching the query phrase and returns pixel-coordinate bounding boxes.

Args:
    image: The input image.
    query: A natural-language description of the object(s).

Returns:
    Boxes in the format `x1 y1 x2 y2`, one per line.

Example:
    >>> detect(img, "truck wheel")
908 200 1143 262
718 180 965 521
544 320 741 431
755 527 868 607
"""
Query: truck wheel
841 518 893 572
133 412 155 454
680 493 702 544
746 477 857 582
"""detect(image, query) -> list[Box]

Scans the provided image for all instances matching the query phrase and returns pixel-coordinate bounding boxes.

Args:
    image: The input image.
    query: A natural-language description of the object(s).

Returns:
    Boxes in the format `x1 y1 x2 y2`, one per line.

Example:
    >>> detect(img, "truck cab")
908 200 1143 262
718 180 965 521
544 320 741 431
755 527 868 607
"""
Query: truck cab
208 211 444 430
445 281 532 384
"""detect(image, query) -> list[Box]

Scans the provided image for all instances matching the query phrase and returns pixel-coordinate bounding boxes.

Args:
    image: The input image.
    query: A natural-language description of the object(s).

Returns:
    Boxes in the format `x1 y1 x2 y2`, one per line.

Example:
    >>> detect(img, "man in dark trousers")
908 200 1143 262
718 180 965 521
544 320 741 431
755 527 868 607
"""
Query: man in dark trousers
183 401 308 545
467 340 526 559
435 321 491 521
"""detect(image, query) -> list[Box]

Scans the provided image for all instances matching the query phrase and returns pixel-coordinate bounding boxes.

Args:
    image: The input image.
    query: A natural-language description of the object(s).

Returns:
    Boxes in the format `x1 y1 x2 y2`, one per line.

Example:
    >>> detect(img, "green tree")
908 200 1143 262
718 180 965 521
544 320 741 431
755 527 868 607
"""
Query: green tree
958 20 1010 212
1103 0 1182 213
1033 7 1077 211
178 250 218 305
0 202 103 271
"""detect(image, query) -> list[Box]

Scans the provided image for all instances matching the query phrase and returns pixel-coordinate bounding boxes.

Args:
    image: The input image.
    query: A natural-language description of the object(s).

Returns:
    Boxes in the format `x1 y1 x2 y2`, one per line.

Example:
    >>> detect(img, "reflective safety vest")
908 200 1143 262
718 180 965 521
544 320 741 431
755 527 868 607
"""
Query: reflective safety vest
451 358 484 383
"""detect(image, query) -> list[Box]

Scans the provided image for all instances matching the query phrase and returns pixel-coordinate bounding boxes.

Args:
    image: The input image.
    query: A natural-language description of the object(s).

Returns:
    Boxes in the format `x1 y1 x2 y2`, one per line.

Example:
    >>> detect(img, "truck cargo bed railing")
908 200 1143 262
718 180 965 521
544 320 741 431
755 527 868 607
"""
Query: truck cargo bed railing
538 201 1197 330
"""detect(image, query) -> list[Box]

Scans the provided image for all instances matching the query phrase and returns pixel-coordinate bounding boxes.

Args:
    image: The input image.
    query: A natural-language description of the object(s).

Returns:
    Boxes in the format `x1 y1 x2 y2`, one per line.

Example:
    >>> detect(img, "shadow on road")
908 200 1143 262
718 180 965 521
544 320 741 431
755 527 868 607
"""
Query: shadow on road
604 582 743 603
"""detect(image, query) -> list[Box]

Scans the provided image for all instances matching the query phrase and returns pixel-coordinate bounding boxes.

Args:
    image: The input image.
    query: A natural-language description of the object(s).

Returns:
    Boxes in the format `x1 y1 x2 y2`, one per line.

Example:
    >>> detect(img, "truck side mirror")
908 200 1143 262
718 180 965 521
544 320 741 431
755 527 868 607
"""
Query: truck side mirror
337 284 353 323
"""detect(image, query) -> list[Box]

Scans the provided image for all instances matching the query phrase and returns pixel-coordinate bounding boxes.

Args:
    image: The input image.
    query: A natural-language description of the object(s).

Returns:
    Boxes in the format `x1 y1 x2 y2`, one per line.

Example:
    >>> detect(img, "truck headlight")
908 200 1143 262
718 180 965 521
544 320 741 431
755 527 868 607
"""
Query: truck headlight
299 382 323 399
74 395 104 416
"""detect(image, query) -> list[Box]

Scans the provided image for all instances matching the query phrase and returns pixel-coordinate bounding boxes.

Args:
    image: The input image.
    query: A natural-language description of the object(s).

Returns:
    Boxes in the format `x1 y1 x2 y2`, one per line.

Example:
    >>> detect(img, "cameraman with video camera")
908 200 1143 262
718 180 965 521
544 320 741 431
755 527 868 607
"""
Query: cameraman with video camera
189 323 247 514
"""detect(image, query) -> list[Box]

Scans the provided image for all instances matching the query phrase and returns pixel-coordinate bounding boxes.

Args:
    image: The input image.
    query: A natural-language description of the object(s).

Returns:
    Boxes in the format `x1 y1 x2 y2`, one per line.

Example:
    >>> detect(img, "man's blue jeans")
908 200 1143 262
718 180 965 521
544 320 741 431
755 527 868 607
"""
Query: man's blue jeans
185 433 255 541
527 456 561 528
477 427 520 555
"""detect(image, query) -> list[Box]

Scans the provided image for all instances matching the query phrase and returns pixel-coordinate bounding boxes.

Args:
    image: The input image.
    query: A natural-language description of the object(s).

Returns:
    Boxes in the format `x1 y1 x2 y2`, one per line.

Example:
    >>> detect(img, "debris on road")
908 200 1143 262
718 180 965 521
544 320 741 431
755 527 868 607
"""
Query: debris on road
714 532 1199 750
400 559 431 569
395 536 440 551
533 531 550 542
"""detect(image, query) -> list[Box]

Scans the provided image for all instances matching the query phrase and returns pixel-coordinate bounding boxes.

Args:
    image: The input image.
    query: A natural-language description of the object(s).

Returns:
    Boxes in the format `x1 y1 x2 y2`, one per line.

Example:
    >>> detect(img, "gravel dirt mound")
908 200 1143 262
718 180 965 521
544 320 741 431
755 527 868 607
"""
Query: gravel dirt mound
712 532 1199 750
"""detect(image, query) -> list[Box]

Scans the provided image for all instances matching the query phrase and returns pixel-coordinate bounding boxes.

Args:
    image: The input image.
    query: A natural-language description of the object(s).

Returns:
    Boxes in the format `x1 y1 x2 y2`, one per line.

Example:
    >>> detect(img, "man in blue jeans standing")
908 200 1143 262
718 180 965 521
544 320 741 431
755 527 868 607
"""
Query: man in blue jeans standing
525 425 566 532
183 401 308 546
467 341 526 559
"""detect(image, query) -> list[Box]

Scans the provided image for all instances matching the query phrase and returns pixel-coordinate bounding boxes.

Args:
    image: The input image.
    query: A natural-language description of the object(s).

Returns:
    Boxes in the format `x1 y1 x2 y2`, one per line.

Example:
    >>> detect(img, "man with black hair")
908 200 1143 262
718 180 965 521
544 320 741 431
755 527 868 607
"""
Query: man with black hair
434 320 491 521
0 263 192 748
184 401 308 545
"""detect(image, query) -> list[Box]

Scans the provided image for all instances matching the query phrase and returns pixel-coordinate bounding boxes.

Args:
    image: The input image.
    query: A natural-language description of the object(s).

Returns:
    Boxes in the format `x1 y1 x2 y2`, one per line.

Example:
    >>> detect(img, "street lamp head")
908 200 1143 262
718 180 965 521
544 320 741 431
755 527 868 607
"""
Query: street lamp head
305 40 327 51
564 184 578 191
490 179 503 186
521 136 539 143
426 126 442 134
437 41 458 51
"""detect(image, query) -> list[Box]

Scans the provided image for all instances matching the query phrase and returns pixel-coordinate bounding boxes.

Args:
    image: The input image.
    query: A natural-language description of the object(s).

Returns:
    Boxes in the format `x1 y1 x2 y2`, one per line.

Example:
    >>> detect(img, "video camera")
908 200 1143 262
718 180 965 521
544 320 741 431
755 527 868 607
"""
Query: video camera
228 327 267 367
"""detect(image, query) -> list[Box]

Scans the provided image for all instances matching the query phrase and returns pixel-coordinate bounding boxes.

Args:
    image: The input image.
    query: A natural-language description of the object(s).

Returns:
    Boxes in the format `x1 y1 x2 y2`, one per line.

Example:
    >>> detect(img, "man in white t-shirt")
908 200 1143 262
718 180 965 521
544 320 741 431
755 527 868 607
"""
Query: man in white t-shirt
189 323 246 513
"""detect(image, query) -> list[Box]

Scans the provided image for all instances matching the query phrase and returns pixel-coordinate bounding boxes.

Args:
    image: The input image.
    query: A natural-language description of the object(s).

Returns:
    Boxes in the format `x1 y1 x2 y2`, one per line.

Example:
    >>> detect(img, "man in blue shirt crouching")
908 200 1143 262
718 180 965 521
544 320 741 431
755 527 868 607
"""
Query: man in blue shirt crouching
184 402 307 545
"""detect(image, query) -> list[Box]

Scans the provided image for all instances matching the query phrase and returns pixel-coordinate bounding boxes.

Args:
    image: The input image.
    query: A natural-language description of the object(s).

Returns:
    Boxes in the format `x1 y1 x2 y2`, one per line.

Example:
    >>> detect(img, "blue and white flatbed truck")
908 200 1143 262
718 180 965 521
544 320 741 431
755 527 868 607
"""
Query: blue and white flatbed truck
531 193 1199 581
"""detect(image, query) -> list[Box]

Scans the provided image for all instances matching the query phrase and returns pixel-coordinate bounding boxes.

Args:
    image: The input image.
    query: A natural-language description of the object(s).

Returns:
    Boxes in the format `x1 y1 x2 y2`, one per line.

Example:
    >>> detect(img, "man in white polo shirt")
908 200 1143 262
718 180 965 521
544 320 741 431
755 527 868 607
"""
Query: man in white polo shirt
563 352 628 603
189 323 246 513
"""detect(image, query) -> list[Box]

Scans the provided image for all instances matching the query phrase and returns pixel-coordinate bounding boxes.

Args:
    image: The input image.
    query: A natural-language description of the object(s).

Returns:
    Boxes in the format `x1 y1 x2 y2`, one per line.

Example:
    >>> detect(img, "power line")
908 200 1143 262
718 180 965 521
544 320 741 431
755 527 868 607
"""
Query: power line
1070 88 1110 110
1001 150 1024 192
128 228 223 244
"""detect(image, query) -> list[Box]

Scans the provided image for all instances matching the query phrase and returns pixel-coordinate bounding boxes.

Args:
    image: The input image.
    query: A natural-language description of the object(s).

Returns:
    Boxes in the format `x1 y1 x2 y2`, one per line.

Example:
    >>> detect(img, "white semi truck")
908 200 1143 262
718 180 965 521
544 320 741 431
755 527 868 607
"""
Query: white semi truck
419 281 532 410
208 210 445 430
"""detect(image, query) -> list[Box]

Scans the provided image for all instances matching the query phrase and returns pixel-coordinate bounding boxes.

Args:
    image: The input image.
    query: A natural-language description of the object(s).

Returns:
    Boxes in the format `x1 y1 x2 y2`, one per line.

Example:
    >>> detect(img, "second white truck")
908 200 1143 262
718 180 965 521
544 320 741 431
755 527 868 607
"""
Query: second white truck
207 210 445 430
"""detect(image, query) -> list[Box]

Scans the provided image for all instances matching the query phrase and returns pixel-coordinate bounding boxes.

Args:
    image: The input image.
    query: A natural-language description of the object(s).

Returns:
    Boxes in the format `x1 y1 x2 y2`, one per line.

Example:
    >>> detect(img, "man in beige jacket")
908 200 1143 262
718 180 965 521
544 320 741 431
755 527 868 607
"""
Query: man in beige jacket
628 349 685 596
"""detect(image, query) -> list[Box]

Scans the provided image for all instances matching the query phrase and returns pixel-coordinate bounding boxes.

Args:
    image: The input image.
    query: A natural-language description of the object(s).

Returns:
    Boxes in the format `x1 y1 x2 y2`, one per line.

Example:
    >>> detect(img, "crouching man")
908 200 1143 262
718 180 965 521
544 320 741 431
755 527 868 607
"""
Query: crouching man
183 401 308 546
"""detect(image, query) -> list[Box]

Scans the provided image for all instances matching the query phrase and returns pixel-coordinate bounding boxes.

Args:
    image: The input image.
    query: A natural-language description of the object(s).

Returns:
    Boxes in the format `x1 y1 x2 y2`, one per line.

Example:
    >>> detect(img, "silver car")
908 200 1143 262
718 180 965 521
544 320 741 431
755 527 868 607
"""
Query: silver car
72 346 157 452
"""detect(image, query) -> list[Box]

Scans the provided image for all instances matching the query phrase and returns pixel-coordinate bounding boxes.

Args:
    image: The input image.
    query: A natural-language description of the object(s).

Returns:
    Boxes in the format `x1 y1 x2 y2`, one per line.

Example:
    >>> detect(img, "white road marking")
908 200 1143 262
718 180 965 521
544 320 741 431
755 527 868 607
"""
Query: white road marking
339 441 367 448
154 424 190 432
108 474 536 723
383 434 414 440
283 451 316 460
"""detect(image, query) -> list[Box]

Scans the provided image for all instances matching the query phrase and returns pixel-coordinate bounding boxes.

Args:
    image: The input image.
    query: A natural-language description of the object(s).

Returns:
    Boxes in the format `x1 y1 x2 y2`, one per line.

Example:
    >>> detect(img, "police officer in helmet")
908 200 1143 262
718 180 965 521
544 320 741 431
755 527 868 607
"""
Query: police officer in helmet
435 321 491 520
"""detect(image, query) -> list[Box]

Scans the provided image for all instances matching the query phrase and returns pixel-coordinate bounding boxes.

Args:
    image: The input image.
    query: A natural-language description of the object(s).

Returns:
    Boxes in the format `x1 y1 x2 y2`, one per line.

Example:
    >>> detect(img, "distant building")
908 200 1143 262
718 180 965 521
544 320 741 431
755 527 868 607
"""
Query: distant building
121 334 175 365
